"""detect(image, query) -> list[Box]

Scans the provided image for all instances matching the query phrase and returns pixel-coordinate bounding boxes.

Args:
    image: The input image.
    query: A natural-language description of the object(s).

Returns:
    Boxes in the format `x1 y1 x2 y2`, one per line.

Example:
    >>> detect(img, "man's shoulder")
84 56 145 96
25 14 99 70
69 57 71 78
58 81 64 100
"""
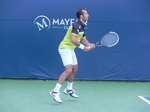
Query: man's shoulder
72 21 78 25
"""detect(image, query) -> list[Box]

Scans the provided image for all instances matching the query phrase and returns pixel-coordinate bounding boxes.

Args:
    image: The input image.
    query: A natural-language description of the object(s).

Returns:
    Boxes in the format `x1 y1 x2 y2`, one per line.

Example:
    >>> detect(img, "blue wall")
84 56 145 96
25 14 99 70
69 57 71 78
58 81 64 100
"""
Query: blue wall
0 0 150 81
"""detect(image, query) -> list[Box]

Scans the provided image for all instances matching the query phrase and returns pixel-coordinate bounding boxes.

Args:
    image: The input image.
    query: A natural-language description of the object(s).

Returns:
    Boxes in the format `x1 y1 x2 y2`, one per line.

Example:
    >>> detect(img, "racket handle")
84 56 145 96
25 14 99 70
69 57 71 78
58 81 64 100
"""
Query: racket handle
95 44 102 47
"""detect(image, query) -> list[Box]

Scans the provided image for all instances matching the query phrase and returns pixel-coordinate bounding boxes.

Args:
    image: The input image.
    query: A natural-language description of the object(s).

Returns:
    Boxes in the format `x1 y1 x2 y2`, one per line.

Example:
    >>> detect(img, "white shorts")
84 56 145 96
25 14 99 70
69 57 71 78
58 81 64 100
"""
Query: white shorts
58 48 78 66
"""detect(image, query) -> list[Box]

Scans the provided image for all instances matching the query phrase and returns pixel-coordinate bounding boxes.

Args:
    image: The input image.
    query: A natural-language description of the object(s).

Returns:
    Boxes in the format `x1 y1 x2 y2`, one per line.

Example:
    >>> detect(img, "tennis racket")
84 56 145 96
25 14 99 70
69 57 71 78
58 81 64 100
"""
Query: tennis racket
95 32 119 47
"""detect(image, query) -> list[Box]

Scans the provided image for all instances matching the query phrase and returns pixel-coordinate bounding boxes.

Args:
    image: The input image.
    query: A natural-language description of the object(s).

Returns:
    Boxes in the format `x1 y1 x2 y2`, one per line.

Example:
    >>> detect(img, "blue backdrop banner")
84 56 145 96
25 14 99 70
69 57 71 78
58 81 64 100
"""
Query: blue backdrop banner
0 0 150 81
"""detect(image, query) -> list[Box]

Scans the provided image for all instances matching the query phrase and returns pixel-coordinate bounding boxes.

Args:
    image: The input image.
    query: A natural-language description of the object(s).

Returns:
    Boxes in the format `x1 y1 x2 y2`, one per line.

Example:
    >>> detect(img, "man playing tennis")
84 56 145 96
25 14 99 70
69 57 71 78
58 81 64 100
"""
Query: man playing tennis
49 8 95 103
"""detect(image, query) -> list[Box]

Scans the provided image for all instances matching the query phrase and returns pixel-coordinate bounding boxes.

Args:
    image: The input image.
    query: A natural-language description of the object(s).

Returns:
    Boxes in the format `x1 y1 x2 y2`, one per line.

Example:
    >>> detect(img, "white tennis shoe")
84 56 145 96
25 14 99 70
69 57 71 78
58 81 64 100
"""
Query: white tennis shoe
63 88 78 98
49 90 62 103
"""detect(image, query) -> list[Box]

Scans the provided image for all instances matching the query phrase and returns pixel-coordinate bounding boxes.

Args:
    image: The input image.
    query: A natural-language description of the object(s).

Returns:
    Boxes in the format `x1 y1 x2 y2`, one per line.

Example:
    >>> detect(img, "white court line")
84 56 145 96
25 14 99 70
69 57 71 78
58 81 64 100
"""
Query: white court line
138 96 150 105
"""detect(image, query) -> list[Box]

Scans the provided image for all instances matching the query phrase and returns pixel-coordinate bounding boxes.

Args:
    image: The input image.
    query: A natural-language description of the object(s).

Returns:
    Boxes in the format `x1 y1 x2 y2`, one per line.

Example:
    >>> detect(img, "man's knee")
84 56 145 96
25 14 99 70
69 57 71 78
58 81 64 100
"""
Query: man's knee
73 64 78 72
65 65 73 74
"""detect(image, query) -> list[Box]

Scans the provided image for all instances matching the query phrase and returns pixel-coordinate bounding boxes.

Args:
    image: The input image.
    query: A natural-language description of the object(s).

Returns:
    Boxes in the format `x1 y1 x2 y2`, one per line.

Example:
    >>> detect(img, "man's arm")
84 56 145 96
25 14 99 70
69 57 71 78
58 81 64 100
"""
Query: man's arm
70 34 90 52
81 38 95 49
70 34 80 46
81 38 90 46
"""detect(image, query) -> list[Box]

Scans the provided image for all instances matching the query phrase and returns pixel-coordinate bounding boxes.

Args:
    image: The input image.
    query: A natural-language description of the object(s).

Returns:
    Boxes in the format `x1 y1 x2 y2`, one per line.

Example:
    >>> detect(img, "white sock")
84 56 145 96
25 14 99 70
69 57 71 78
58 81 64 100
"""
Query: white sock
67 82 73 90
53 83 62 92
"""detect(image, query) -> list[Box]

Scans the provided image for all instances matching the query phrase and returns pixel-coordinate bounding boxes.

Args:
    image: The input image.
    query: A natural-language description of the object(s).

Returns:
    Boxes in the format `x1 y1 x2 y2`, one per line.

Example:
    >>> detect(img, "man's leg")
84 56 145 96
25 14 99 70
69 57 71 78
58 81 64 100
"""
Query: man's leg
63 64 79 98
68 64 78 83
49 65 73 103
58 64 73 85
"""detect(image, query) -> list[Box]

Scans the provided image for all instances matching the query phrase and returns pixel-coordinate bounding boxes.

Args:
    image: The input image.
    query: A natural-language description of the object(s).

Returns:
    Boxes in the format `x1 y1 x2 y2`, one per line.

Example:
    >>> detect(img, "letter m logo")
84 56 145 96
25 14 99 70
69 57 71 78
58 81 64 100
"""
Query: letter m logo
34 15 51 31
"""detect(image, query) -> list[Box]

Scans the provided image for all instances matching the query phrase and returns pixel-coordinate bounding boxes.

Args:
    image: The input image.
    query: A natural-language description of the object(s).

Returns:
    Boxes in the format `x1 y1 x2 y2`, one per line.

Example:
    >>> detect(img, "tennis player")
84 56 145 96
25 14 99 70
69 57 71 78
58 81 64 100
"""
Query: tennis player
49 8 95 103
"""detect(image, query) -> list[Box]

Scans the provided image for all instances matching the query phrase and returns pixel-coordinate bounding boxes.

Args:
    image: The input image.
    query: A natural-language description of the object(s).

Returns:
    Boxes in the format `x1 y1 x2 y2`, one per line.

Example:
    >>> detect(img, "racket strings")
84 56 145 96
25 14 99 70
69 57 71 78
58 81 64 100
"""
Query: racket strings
101 32 119 47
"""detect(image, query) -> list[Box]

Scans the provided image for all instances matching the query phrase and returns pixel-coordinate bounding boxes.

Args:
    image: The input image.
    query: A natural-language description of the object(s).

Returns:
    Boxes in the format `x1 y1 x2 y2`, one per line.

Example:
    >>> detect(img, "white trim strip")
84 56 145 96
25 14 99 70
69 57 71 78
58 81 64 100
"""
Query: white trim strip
138 96 150 104
78 31 84 34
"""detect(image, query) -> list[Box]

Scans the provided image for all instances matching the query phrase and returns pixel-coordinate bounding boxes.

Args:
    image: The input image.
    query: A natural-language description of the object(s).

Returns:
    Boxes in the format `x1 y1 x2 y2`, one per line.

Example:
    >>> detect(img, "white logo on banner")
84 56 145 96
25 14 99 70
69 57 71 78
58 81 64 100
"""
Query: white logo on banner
34 15 87 31
34 15 51 31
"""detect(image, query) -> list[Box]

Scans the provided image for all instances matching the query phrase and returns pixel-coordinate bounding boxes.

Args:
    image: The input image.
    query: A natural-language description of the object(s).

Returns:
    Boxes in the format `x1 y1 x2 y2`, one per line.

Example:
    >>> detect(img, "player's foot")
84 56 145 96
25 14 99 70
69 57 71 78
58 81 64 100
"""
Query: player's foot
63 88 78 98
49 90 62 103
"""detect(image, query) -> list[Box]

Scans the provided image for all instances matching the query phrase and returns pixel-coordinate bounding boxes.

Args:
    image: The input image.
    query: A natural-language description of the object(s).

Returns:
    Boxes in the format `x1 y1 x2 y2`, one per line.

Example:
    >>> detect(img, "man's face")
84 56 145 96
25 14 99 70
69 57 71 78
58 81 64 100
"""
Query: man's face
81 10 89 22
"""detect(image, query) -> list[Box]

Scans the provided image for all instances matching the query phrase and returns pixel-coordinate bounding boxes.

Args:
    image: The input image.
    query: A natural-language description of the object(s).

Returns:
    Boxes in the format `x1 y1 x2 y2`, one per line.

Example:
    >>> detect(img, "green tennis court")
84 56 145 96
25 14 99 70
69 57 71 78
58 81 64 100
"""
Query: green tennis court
0 79 150 112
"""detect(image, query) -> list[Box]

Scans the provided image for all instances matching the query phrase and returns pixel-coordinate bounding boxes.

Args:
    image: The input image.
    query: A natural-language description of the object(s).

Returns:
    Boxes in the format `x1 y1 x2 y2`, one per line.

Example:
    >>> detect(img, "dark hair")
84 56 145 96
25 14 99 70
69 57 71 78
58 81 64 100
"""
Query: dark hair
76 8 86 19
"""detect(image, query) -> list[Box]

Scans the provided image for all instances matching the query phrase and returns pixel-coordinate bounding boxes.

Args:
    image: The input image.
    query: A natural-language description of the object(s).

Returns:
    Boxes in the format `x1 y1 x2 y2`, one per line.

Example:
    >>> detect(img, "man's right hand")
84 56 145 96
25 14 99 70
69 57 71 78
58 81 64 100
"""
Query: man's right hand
83 46 91 52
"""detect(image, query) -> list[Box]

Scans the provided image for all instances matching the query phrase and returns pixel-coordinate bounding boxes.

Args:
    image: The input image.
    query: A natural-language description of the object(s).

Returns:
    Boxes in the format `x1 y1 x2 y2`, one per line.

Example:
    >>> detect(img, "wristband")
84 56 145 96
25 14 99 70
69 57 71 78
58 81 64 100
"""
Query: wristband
78 44 85 50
